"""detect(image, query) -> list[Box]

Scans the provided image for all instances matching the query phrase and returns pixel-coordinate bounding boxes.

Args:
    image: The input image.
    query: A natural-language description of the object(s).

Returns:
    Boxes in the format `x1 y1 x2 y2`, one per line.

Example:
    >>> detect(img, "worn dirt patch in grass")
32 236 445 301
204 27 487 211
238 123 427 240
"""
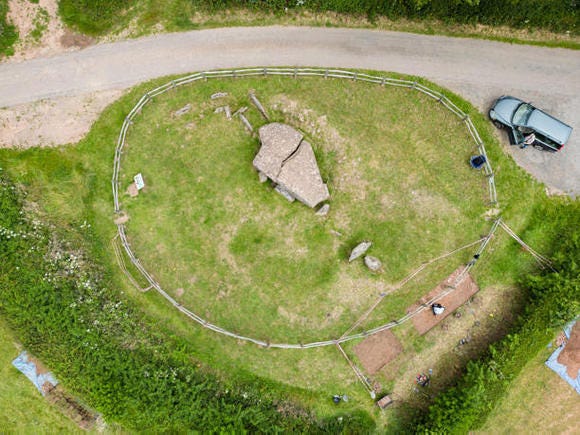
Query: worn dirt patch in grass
407 267 479 335
354 329 403 375
0 90 124 148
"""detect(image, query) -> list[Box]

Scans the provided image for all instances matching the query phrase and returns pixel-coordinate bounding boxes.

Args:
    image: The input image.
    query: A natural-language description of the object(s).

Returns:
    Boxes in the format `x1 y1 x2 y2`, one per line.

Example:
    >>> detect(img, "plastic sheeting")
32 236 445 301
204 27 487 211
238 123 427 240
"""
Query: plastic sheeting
545 320 580 395
11 351 58 396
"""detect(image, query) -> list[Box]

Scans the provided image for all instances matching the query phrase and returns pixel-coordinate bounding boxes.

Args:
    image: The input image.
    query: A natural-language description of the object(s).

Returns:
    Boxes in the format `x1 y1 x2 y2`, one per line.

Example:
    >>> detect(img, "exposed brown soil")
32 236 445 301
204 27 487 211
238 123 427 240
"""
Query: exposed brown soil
353 329 403 375
127 183 139 197
47 387 100 430
60 29 94 49
558 321 580 379
407 267 479 335
113 213 129 225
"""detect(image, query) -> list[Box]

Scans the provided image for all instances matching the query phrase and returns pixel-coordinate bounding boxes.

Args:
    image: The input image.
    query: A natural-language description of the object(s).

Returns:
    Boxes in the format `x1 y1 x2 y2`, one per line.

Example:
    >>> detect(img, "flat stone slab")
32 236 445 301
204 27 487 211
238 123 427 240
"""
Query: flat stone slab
253 123 329 208
254 123 303 180
407 267 479 335
277 140 329 208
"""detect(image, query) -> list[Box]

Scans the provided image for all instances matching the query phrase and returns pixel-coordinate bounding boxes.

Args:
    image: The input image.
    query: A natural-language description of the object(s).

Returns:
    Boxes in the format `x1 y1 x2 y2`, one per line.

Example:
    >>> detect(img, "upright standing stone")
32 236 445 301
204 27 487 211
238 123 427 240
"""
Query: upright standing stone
349 241 372 262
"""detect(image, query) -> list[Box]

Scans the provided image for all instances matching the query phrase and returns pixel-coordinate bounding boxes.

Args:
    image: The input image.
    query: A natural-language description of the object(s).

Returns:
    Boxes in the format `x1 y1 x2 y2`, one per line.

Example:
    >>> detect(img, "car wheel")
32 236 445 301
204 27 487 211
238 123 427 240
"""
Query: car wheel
492 120 504 130
533 144 544 151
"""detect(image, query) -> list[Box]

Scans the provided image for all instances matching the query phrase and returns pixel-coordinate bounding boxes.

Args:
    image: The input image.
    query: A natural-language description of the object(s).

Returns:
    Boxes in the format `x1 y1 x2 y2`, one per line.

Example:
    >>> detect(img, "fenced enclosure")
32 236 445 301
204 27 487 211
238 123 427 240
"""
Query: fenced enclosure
111 67 499 349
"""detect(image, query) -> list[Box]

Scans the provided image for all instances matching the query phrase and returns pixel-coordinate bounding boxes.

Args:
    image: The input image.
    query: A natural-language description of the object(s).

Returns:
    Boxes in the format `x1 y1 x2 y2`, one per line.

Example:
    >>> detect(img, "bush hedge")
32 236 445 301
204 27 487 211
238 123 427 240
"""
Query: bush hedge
58 0 578 36
0 172 375 432
415 199 580 433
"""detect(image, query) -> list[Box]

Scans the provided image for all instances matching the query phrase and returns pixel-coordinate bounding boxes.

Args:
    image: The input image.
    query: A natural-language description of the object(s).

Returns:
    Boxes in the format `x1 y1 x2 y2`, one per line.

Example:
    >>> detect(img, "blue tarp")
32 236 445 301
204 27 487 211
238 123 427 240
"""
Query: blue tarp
12 351 58 396
545 320 580 395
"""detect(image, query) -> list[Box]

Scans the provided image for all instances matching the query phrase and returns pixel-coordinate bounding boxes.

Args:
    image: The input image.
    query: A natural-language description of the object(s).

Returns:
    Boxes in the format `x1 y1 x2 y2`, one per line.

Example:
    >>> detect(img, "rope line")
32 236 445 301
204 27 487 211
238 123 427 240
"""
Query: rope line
336 344 375 397
498 221 555 271
340 237 487 338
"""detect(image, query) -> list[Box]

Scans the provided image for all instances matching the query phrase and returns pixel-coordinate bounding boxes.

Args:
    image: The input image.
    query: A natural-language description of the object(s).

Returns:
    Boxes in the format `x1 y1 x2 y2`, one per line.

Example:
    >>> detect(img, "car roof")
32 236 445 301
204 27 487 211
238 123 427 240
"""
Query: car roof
526 109 573 145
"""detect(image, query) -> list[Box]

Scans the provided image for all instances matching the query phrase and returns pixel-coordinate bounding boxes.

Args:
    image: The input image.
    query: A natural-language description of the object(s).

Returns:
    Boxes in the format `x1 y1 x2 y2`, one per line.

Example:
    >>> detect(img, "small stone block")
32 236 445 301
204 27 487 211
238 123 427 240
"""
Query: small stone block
174 103 191 117
377 395 393 410
211 92 228 99
316 203 330 216
258 171 268 183
364 255 382 272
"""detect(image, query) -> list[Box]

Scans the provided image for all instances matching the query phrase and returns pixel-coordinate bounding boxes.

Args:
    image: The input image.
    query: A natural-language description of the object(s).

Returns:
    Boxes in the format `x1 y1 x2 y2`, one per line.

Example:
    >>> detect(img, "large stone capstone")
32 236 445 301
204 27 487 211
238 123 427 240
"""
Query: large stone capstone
253 123 330 208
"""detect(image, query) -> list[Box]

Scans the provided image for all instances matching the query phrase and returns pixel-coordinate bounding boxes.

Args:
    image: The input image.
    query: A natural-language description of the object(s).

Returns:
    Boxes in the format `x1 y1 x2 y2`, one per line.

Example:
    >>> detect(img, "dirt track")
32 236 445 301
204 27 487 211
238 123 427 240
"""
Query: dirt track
0 26 579 194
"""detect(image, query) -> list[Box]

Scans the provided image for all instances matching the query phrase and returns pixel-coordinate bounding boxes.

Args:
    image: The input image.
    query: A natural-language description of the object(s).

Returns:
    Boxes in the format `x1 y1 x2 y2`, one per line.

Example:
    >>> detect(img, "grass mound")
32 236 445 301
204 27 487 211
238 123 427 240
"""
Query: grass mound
0 68 556 431
119 75 490 344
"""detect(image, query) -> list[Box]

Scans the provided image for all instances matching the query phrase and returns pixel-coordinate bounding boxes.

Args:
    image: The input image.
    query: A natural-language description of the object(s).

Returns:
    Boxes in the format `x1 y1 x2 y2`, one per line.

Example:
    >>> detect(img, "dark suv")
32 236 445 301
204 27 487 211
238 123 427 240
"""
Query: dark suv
489 96 572 152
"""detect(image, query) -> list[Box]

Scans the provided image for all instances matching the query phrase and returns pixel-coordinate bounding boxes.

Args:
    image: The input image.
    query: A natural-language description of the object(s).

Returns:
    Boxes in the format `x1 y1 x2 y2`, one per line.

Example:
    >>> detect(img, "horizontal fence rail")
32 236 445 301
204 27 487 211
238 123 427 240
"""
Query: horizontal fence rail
112 67 500 349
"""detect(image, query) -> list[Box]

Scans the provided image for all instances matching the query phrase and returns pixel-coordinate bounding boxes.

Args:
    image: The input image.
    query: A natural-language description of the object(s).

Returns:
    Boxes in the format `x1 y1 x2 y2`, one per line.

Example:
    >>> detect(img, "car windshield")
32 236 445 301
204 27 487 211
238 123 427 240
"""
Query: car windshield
512 103 533 126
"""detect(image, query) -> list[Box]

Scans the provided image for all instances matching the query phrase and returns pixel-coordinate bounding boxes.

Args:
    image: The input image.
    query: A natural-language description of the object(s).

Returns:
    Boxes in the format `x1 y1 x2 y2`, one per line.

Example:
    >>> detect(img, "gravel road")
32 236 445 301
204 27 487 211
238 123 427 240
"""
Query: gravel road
0 26 579 194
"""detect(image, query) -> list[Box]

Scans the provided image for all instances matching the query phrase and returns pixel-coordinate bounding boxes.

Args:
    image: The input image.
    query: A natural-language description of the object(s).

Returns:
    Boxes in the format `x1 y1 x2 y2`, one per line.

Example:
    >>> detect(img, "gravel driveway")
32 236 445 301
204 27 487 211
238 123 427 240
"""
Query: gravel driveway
0 26 578 194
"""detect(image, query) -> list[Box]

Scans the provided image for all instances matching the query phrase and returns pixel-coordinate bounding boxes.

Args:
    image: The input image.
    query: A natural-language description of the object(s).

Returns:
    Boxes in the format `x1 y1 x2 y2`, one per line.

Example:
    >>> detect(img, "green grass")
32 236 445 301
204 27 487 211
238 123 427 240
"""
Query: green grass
0 319 81 433
0 69 558 430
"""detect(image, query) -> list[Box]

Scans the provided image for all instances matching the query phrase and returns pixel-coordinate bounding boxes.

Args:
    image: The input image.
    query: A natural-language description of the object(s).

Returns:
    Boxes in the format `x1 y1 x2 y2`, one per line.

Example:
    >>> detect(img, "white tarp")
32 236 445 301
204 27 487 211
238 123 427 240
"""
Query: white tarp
12 351 58 396
545 320 580 395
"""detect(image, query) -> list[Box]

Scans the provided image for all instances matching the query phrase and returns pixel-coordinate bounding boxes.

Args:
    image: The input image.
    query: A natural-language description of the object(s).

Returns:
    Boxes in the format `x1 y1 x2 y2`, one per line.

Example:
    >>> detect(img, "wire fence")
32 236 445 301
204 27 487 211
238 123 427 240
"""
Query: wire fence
111 67 500 349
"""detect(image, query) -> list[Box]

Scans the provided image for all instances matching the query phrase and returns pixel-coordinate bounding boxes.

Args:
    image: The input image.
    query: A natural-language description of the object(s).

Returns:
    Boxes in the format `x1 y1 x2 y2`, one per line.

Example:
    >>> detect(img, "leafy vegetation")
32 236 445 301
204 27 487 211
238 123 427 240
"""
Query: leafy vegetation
482 341 580 432
0 0 18 56
57 0 578 47
59 0 133 35
415 198 580 433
